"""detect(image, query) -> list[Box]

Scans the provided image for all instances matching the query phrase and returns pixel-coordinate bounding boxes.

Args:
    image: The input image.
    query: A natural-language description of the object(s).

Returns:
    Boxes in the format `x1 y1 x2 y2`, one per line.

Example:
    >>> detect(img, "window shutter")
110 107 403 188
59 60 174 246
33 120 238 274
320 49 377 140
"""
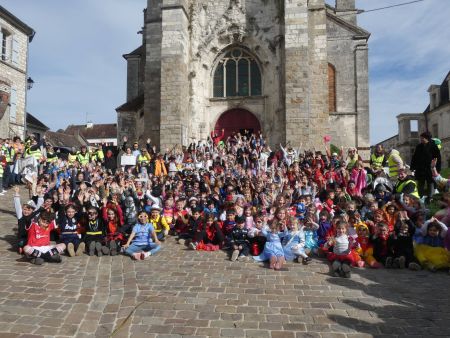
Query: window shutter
10 87 17 122
0 30 4 61
12 37 19 65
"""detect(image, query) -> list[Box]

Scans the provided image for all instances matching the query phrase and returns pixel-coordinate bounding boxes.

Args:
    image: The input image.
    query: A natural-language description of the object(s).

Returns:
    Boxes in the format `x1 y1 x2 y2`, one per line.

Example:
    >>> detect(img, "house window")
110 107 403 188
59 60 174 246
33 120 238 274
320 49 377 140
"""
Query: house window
213 47 262 98
1 29 10 61
328 63 336 112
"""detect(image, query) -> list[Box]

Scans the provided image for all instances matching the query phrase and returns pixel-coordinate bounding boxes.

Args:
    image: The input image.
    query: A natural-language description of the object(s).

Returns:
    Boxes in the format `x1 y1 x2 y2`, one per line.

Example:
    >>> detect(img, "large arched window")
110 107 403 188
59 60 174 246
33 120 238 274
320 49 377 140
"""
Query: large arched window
213 48 262 98
328 63 336 113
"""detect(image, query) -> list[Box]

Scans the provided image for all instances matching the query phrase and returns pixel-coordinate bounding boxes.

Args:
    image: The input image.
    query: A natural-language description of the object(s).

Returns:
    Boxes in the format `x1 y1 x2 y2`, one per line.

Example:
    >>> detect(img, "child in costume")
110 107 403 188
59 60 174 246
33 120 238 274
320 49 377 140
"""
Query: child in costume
230 216 250 261
372 223 395 268
124 211 161 260
283 217 311 264
390 215 421 270
414 217 449 272
253 220 287 270
248 214 267 256
323 221 355 278
355 223 381 268
57 204 85 257
24 211 66 265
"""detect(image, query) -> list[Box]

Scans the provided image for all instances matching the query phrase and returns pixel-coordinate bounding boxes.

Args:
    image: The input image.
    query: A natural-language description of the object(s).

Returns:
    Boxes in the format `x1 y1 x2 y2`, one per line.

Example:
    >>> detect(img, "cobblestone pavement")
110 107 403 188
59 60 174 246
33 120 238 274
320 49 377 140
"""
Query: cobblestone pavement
0 189 449 338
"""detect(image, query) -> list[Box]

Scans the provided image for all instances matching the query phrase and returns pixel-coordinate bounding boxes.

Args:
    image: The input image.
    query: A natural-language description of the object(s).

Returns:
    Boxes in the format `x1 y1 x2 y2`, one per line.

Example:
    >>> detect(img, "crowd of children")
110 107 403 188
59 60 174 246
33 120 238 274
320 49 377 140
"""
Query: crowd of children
9 131 450 277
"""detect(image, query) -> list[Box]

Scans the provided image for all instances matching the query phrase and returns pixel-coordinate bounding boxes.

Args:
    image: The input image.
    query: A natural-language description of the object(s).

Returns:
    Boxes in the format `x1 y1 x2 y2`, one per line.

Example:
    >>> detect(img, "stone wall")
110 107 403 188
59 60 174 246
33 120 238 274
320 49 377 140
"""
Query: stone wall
326 8 370 157
0 17 29 139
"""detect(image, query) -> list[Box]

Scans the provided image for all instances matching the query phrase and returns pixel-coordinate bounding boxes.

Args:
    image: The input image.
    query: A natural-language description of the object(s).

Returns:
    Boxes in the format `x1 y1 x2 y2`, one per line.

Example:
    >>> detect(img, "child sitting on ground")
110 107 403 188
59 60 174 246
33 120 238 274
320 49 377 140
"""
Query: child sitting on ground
254 220 287 270
323 220 355 278
230 216 250 261
24 211 66 265
283 217 311 264
57 204 85 257
414 217 449 272
123 211 161 260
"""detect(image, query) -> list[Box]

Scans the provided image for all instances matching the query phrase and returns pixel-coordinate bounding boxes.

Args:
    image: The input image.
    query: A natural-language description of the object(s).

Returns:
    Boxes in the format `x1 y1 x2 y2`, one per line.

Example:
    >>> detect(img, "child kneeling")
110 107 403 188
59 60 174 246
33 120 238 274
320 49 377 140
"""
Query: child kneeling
24 211 66 265
123 211 161 260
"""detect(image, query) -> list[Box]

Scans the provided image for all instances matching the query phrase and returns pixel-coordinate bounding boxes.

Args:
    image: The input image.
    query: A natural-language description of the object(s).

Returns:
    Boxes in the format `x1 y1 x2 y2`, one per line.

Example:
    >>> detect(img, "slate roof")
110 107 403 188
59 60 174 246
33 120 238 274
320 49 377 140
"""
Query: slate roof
26 113 49 131
424 71 450 113
0 5 35 41
44 131 88 148
65 123 117 140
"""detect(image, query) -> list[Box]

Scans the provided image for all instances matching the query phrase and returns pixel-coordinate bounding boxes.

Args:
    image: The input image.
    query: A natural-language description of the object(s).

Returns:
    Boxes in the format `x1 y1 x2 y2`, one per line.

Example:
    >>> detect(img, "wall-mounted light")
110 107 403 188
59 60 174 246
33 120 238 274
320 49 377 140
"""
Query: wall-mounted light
27 77 34 90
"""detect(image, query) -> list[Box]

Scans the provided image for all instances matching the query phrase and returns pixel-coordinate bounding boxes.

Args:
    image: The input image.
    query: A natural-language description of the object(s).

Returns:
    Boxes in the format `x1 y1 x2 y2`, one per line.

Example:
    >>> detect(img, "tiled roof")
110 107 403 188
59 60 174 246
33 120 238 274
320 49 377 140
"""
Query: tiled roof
65 123 117 140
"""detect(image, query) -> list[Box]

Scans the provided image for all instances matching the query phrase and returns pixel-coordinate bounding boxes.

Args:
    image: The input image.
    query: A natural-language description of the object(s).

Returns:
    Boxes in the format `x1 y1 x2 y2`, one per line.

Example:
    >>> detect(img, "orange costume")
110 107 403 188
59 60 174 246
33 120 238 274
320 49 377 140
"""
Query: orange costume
355 223 381 268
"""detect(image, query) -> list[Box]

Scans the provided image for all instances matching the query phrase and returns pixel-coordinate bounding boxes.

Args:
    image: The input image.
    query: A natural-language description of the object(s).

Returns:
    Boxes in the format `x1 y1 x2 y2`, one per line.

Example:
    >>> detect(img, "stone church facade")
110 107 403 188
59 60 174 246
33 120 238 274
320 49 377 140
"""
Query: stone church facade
117 0 370 153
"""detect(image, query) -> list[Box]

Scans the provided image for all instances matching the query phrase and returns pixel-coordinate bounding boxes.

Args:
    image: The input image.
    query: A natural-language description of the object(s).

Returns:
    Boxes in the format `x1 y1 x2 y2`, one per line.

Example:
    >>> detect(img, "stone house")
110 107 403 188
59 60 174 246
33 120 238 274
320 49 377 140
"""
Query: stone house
117 0 370 155
0 5 34 139
377 71 450 167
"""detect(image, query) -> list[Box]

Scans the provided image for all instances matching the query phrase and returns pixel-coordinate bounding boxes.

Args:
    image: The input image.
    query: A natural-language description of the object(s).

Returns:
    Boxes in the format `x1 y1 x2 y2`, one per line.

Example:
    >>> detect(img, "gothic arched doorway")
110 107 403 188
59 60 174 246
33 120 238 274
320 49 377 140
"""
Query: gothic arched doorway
214 108 261 139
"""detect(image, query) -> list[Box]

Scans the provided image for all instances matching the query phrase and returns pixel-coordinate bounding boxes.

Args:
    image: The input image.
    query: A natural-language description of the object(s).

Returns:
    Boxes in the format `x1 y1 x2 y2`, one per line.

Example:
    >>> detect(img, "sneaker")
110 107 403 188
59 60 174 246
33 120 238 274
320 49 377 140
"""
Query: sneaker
18 247 24 255
67 243 75 257
30 257 44 265
141 252 151 260
88 242 96 256
109 241 118 256
341 263 351 278
398 256 406 269
76 242 85 256
49 254 62 263
132 252 141 260
95 242 103 257
231 249 239 262
189 242 197 250
237 255 248 262
302 257 312 265
101 246 110 255
385 257 393 268
177 238 186 246
408 262 421 271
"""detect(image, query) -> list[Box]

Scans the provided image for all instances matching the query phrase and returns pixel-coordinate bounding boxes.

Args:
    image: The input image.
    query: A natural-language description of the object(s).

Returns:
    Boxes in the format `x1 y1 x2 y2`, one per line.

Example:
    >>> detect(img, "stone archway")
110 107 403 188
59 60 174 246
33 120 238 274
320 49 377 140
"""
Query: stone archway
214 108 261 139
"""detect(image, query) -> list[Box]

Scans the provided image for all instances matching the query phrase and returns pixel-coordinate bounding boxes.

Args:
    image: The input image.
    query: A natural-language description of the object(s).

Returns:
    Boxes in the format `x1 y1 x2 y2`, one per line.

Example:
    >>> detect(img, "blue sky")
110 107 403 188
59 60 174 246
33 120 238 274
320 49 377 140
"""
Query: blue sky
2 0 450 144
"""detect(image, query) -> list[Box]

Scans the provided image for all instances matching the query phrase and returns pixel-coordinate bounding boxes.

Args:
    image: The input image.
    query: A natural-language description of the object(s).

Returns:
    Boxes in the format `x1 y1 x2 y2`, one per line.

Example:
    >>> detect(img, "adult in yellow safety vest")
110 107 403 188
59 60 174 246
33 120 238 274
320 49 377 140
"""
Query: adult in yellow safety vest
77 146 91 166
394 168 419 199
45 146 58 164
370 144 386 173
387 149 403 181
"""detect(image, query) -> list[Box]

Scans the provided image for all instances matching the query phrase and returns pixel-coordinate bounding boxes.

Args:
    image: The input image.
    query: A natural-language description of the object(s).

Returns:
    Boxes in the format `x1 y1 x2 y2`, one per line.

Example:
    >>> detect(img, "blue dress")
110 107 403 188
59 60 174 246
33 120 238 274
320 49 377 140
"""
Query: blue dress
282 230 306 261
253 229 287 261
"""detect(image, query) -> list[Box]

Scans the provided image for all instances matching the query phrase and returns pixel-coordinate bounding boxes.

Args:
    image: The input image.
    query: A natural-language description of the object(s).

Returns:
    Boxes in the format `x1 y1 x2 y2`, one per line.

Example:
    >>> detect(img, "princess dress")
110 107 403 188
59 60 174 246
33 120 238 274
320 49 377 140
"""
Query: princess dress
253 229 287 262
282 230 306 261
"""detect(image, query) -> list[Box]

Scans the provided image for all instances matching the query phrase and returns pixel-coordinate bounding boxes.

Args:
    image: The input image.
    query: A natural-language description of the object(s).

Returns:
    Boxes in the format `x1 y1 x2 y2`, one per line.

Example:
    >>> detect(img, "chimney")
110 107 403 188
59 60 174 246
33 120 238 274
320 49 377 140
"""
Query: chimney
335 0 357 25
